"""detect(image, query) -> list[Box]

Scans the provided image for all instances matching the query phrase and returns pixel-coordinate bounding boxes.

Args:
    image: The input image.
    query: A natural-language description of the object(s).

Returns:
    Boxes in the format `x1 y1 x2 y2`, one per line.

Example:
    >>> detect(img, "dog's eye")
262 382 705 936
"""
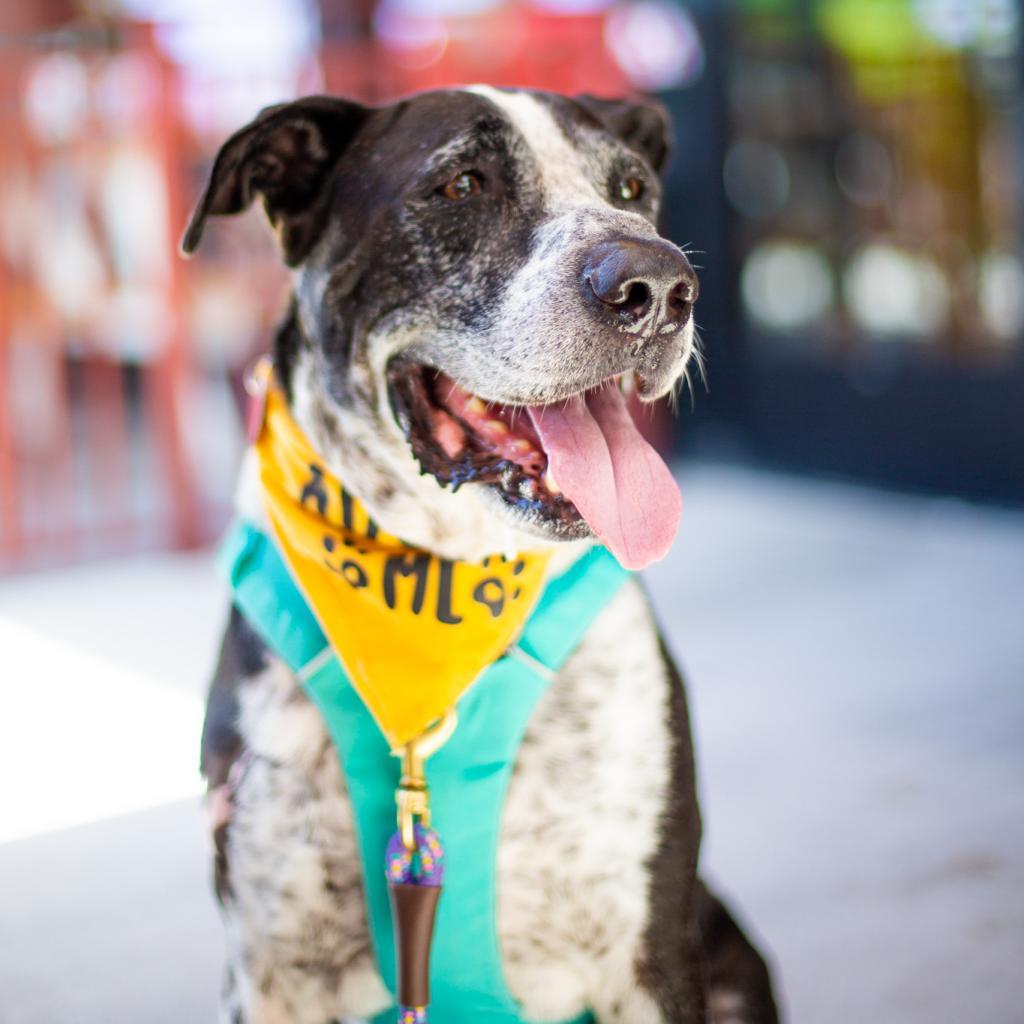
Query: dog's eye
616 175 645 202
440 171 484 201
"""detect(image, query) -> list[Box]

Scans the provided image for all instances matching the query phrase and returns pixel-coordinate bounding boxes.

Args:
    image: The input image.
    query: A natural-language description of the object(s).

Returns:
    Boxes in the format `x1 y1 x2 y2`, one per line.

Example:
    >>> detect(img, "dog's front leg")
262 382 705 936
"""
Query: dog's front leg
586 886 778 1024
589 945 706 1024
204 611 392 1024
211 738 393 1024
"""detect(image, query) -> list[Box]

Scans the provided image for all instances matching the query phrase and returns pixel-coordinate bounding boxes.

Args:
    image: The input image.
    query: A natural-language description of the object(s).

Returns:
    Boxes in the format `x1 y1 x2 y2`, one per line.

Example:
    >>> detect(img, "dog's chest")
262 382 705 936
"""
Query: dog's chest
227 580 672 1021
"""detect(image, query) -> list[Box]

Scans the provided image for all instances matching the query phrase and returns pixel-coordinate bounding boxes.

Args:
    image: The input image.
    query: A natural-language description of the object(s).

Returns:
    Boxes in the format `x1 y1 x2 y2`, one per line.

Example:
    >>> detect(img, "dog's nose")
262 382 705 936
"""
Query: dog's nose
583 238 697 326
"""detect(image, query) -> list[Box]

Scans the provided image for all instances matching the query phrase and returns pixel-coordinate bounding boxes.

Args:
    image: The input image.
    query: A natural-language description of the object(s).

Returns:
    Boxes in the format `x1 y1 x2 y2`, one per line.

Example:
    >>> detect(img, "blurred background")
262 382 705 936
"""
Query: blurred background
0 1 1021 1022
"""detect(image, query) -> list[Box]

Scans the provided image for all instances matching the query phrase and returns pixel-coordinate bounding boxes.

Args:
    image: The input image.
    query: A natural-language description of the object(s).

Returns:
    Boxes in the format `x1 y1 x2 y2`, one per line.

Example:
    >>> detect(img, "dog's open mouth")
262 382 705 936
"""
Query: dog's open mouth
387 362 682 569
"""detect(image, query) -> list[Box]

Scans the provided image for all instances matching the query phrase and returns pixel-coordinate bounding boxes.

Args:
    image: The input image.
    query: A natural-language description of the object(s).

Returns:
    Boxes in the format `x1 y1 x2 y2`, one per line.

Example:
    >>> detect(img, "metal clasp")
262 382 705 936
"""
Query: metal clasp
394 710 458 851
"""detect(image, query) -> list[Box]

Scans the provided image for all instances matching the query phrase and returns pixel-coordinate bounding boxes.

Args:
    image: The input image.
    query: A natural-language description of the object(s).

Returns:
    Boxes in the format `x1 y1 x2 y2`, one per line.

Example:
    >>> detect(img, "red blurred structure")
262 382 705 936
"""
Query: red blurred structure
0 8 636 571
321 8 630 100
3 27 186 567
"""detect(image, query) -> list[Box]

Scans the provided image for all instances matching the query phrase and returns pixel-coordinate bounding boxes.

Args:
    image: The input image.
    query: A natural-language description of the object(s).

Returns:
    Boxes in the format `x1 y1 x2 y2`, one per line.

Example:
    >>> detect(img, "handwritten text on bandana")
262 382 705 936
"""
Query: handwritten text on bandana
253 371 553 748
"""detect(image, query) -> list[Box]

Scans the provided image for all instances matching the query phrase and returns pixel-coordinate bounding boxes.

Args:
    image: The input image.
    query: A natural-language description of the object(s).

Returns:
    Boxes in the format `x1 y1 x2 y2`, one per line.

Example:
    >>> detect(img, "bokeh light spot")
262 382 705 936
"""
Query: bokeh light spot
741 241 834 332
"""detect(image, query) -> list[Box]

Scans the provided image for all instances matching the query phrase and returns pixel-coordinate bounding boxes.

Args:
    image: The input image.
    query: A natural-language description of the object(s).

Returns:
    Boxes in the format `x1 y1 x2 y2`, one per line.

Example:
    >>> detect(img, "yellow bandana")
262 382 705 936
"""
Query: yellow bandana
251 366 553 749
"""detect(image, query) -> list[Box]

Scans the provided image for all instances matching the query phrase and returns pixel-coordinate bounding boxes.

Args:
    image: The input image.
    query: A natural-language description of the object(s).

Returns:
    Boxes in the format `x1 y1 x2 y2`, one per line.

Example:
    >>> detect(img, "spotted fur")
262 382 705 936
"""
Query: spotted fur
191 86 778 1022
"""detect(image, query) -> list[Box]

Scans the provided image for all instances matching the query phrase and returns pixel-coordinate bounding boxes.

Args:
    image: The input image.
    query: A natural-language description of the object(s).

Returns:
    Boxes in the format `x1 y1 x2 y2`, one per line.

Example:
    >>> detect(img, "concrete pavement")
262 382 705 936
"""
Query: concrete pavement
1 464 1021 1023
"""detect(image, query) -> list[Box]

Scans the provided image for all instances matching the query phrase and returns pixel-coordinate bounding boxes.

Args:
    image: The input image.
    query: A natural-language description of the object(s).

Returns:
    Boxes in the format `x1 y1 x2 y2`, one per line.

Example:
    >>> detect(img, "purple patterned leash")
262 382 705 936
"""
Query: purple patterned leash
386 824 446 887
386 823 446 1024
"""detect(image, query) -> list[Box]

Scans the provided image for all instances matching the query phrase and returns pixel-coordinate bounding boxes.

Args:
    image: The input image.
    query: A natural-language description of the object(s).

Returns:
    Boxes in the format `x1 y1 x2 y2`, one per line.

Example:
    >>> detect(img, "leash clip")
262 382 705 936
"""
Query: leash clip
395 710 458 851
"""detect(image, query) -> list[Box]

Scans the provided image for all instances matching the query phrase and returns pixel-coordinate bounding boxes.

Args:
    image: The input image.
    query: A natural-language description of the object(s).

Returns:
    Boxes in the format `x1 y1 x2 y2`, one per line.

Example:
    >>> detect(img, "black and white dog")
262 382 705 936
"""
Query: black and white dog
188 86 779 1024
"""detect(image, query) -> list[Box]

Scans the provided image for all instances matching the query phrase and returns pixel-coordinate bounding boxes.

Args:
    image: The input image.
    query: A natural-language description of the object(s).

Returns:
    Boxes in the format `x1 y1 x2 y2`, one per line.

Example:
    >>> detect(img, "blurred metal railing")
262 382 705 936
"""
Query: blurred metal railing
0 27 204 569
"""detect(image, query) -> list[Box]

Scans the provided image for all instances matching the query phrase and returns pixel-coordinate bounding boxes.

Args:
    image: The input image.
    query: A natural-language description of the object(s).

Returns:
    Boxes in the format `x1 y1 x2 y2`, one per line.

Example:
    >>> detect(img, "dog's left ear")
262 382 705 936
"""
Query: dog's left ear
181 95 369 266
575 94 671 175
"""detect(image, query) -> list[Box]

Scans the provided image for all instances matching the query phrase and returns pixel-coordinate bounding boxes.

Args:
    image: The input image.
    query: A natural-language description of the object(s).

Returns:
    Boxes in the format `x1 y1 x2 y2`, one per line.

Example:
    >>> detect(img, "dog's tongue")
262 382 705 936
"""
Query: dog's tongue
527 385 681 570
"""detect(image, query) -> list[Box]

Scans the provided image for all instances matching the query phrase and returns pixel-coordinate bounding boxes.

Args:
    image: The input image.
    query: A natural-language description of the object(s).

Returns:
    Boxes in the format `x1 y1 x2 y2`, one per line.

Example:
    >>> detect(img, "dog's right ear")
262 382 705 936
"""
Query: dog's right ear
181 95 369 266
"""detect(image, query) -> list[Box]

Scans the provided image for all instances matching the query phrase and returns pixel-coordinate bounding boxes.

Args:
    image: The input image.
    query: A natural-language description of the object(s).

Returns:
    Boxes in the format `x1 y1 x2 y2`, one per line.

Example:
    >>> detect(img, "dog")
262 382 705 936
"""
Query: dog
188 85 779 1023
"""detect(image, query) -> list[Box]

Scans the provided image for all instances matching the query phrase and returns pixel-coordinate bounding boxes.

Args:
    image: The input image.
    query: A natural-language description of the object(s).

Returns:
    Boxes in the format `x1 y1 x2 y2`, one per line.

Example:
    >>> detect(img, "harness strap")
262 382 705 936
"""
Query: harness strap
222 521 629 1024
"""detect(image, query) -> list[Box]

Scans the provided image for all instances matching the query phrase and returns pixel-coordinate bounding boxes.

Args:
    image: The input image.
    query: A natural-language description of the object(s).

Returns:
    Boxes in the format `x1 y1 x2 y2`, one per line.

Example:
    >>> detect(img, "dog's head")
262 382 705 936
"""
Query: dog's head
184 87 699 567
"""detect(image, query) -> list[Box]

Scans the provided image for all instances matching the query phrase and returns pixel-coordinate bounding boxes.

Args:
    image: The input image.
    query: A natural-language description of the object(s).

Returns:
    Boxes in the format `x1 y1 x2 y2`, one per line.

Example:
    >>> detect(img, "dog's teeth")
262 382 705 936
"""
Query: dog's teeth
466 396 486 415
543 470 560 495
620 372 635 396
487 419 509 435
509 439 533 455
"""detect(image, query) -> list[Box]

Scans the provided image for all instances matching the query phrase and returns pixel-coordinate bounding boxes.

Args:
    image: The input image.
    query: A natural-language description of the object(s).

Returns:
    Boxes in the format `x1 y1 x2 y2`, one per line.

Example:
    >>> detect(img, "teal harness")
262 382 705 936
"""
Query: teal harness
222 520 630 1024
